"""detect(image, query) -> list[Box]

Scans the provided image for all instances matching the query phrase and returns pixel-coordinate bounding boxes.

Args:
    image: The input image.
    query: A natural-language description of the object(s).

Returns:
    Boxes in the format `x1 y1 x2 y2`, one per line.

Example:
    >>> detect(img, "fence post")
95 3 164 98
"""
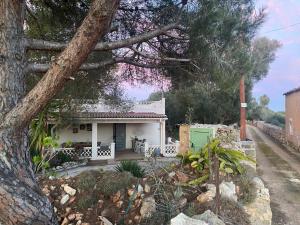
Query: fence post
175 140 180 154
110 142 115 159
144 142 149 157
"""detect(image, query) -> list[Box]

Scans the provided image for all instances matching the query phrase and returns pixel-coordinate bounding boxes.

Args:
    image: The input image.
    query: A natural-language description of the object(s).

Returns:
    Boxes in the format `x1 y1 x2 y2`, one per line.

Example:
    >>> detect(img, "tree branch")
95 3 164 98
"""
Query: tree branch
130 47 191 62
1 0 120 130
26 57 164 73
24 23 181 51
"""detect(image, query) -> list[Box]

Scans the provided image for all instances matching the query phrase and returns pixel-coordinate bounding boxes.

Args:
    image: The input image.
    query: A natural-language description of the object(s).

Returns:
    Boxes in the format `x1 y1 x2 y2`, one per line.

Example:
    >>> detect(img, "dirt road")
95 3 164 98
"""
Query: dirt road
248 126 300 225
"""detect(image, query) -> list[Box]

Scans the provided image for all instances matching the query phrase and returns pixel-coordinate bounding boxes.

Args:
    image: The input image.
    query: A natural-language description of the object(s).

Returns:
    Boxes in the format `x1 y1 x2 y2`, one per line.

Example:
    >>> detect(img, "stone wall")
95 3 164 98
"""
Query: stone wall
255 121 286 145
254 121 300 150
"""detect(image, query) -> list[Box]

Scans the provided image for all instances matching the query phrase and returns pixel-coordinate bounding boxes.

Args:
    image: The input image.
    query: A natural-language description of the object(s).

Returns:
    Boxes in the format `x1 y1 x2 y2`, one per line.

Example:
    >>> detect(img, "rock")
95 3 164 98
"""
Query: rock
69 196 76 204
243 177 272 225
220 181 237 202
196 185 216 204
98 216 113 225
75 213 83 221
128 220 133 224
134 198 142 208
98 199 104 208
60 194 70 205
50 185 56 191
101 207 116 220
61 217 69 225
64 185 76 196
134 215 141 223
178 198 187 209
112 191 121 203
54 207 57 213
192 210 225 225
42 187 50 195
127 189 135 197
176 171 189 183
140 196 156 219
144 184 151 193
68 214 76 221
137 184 144 193
81 223 90 225
168 171 176 178
65 207 71 214
116 200 123 208
49 176 55 180
76 220 82 225
171 213 208 225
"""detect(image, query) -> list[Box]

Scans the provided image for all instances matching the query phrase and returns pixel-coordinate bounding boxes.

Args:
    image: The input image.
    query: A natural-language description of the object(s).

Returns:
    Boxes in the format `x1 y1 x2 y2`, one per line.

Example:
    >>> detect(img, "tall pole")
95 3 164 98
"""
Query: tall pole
240 75 246 141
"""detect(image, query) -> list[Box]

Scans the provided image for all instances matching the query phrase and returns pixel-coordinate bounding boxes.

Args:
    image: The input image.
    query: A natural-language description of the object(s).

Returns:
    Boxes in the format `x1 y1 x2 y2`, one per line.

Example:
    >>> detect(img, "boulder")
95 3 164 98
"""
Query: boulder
192 210 225 225
171 213 208 225
140 196 156 218
220 181 237 202
60 194 70 205
243 177 272 225
64 185 76 196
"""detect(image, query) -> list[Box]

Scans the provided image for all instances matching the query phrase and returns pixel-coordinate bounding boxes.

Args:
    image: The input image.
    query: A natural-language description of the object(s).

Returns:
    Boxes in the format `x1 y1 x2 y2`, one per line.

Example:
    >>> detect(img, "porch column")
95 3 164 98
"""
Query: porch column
92 122 98 160
160 120 166 154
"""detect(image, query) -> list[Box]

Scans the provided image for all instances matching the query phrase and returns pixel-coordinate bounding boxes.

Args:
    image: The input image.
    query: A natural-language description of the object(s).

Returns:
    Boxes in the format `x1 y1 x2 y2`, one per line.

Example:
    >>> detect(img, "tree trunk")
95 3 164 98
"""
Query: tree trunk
0 1 58 224
0 0 119 224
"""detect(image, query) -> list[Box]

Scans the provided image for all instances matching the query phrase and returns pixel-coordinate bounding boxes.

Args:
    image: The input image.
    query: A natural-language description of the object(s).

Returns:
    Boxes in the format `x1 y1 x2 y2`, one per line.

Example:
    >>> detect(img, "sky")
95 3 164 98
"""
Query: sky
253 0 300 112
125 0 300 111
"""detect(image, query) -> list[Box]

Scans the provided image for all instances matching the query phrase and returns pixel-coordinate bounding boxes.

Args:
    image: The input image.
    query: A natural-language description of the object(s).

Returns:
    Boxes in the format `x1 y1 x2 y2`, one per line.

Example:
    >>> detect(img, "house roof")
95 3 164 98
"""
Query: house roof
64 112 167 119
284 86 300 96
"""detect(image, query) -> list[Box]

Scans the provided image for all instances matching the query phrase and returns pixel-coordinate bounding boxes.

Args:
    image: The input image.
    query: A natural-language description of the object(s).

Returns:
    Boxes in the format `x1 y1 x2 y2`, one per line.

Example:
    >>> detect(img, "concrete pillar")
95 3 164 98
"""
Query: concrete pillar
160 120 166 154
110 142 115 159
92 122 98 160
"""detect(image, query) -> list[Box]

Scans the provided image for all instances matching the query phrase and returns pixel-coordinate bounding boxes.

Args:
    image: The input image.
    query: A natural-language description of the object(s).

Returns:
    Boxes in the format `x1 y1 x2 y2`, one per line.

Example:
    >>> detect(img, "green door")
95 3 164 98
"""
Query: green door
114 123 126 151
190 128 213 151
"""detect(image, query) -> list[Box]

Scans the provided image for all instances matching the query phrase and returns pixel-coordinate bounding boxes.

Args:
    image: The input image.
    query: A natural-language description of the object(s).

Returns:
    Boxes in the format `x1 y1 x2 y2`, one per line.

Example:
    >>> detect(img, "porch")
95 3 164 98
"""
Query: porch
53 115 179 160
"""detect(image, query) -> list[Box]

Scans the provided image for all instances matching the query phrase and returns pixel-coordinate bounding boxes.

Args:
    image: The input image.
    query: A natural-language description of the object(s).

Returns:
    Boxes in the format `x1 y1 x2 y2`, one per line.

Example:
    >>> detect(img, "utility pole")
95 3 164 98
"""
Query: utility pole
240 75 246 141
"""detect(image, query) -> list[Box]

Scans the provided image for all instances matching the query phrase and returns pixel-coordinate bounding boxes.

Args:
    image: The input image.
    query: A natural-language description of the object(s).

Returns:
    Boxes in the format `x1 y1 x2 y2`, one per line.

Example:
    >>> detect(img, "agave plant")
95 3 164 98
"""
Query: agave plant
115 160 146 178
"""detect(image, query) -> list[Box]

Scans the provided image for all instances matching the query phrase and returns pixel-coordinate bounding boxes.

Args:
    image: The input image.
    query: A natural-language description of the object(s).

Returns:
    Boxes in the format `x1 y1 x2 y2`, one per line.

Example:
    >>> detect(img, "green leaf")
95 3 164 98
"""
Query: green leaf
225 167 234 174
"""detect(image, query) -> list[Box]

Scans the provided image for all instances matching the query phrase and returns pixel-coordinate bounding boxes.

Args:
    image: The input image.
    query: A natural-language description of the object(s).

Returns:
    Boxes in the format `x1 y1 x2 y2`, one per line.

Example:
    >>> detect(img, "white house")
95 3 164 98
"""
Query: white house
51 98 179 160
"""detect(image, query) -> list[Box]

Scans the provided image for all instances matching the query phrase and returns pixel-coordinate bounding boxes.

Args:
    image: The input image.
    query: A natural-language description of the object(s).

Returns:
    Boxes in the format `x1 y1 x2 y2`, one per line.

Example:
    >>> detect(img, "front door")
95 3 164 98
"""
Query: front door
114 123 126 151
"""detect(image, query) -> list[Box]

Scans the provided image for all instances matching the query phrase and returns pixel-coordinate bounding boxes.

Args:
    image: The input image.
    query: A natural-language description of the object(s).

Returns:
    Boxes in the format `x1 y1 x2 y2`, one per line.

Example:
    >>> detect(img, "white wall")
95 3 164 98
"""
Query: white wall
56 124 113 145
126 123 161 148
83 98 165 114
56 123 161 149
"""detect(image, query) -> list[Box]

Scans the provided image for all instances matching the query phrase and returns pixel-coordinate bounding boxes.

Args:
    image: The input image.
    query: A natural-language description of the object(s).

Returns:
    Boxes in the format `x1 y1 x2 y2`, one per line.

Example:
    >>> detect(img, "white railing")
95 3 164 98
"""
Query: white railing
55 143 115 160
145 141 180 158
55 147 77 157
164 141 180 157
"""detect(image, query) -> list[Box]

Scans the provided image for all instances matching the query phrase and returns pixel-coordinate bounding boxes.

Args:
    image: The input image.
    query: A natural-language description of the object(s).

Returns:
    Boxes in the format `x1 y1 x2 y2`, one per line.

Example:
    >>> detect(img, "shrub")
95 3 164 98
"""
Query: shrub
76 171 97 191
115 160 146 178
236 175 257 204
95 171 133 197
76 194 98 210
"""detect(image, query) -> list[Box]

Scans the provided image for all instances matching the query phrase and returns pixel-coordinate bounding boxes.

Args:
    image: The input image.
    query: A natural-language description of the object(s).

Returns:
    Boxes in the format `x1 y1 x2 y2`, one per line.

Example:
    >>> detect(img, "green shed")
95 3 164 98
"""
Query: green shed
190 127 214 151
